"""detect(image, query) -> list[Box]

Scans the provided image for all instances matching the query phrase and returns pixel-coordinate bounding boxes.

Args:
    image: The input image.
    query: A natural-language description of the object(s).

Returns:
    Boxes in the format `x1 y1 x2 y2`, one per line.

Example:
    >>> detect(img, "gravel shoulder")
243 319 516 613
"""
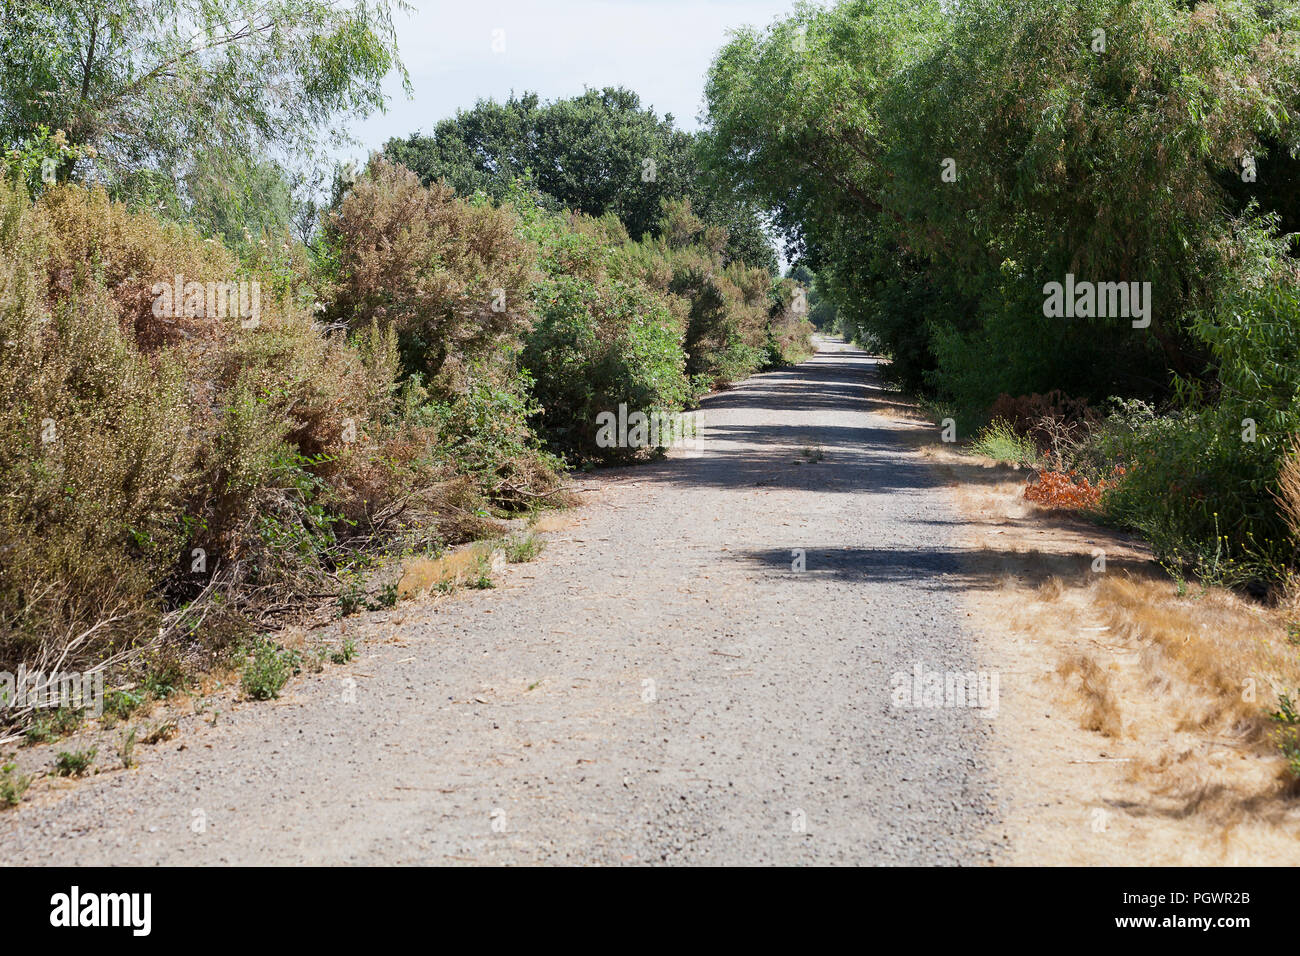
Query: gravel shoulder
0 339 1003 865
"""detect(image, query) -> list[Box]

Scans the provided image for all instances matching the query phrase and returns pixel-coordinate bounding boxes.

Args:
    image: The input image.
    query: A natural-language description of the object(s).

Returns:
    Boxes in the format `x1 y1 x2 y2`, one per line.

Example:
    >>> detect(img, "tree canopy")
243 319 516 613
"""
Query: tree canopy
384 86 778 273
1 0 407 206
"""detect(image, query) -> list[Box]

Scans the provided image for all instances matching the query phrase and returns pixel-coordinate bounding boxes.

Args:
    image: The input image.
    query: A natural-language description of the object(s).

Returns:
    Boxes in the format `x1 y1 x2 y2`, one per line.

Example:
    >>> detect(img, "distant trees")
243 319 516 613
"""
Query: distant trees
704 0 1300 404
384 87 778 273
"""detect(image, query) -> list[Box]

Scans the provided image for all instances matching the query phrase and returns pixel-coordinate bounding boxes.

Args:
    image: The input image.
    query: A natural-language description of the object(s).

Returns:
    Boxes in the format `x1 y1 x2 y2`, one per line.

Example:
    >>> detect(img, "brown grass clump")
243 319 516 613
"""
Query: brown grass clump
1057 652 1124 738
397 543 501 599
1274 435 1300 545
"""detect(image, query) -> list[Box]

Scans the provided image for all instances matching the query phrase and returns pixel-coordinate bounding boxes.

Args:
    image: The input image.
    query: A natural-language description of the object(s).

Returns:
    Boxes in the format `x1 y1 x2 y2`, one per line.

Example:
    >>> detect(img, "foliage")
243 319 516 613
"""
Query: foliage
53 747 96 777
0 0 406 191
518 201 691 459
321 157 535 389
1024 470 1113 510
240 636 297 700
969 420 1040 467
385 87 777 272
704 0 1300 586
0 762 31 806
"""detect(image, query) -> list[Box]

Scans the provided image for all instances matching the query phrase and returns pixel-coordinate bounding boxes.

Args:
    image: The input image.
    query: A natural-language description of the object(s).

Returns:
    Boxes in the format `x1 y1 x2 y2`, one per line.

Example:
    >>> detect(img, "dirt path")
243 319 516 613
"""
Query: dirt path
0 340 1005 865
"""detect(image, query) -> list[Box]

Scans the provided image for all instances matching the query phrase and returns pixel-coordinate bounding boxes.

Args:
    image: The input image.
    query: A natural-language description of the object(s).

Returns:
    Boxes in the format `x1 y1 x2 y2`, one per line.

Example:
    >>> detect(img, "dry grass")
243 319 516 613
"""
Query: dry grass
1056 651 1124 738
396 544 500 599
1093 576 1288 745
873 379 1300 860
528 511 575 534
1275 436 1300 543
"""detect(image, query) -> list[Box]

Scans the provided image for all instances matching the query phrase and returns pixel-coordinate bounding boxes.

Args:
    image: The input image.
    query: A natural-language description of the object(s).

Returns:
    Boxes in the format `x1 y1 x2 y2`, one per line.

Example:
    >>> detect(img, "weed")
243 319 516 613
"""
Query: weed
142 661 188 700
0 762 32 806
23 715 55 746
50 707 84 737
104 689 144 721
53 747 96 777
1272 693 1300 781
306 647 328 674
338 572 367 617
330 638 357 665
240 636 297 700
970 419 1039 466
119 727 137 768
143 720 179 744
371 582 399 609
470 552 496 590
20 706 84 744
506 533 545 564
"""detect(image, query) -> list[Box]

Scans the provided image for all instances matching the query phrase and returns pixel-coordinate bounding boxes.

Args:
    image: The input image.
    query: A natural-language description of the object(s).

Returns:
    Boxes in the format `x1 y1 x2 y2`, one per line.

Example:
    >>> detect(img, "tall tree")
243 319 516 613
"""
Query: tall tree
0 0 408 189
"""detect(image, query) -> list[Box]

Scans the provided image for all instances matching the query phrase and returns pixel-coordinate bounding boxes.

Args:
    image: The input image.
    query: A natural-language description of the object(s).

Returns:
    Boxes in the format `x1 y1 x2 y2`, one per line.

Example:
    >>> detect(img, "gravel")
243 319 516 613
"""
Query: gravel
0 340 1001 865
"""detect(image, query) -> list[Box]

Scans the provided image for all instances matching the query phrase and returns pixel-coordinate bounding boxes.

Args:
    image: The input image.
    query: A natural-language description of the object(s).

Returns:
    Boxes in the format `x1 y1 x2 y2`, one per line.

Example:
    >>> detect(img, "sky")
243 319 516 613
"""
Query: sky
338 0 796 159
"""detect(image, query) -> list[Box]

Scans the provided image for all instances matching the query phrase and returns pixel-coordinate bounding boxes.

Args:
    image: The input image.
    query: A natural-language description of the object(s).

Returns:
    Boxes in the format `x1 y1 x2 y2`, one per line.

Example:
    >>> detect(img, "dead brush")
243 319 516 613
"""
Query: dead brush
1273 435 1300 548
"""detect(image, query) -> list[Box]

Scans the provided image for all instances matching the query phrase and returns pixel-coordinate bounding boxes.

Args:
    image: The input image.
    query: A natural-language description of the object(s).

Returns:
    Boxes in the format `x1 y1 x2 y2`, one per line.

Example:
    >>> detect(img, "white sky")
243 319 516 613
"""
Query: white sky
339 0 796 156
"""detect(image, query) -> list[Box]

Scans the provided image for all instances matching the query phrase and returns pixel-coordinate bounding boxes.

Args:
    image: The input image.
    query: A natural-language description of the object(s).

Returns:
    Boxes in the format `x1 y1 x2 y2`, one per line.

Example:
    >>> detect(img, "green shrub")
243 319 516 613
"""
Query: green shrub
518 202 691 460
104 690 144 721
505 533 544 564
240 637 298 701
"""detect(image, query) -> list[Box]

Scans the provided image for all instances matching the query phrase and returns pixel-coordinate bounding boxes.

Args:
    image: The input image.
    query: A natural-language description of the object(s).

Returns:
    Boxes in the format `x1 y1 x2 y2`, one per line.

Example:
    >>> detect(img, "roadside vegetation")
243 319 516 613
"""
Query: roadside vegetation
0 1 812 750
700 0 1300 794
704 0 1300 593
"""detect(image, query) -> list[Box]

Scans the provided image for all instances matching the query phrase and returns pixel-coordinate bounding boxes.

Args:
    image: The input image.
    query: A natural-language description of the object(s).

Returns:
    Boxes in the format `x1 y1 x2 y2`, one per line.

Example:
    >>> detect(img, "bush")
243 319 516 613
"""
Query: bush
321 156 535 391
240 637 298 700
0 171 537 706
53 747 96 777
0 179 197 670
519 203 690 459
0 762 31 807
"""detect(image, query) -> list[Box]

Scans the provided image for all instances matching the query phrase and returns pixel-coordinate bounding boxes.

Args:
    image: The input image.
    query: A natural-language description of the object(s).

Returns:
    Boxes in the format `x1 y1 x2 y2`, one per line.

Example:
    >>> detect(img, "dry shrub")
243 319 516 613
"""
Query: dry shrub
0 178 415 679
323 156 536 389
990 390 1097 454
0 170 565 715
1024 468 1120 509
0 179 197 669
40 184 239 351
1274 435 1300 545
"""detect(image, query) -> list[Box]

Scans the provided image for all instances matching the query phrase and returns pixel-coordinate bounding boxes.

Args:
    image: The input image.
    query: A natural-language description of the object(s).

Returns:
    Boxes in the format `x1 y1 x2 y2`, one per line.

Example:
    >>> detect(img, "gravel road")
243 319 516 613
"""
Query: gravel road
1 339 1002 865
